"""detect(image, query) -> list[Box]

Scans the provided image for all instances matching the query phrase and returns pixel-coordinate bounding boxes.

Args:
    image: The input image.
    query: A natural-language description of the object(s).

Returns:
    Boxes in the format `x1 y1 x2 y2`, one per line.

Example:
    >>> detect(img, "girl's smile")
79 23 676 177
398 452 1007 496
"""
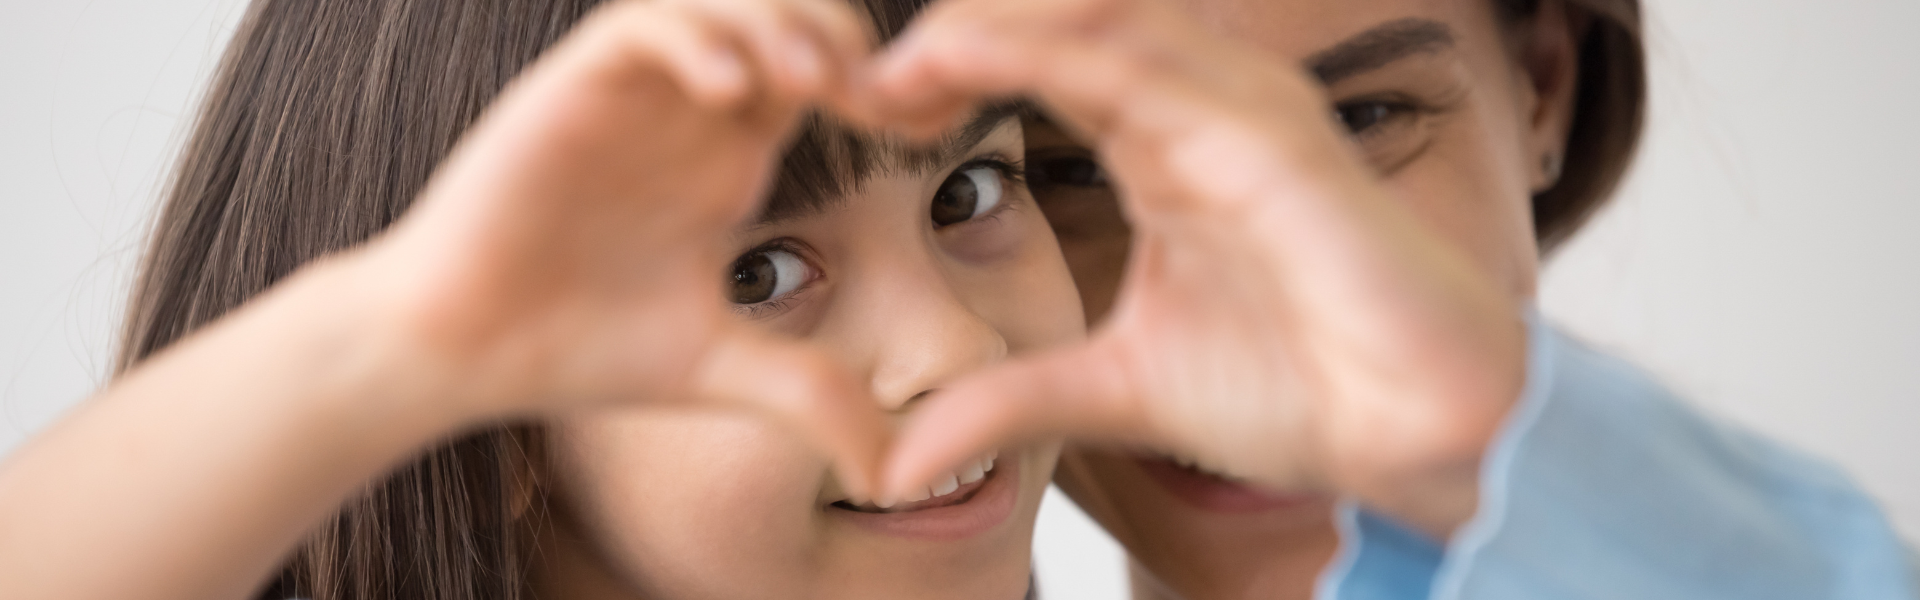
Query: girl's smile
827 448 1021 540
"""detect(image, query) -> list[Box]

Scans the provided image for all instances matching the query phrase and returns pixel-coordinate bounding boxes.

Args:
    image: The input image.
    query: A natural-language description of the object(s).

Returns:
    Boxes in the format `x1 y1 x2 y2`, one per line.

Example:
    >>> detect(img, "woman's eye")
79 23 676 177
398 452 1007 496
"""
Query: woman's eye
930 165 1005 227
1027 156 1107 189
1334 101 1417 137
729 248 811 305
1331 98 1428 172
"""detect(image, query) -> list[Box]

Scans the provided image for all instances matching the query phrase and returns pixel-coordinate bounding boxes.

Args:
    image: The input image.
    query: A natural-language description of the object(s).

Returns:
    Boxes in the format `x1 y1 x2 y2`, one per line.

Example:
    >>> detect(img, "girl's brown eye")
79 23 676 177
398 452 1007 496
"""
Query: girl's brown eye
931 165 1005 227
729 248 809 305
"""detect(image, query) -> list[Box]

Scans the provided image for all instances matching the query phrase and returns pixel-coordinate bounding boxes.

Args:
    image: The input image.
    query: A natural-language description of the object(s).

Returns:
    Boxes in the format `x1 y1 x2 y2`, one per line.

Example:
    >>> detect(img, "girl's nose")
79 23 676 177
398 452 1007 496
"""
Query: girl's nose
855 271 1009 413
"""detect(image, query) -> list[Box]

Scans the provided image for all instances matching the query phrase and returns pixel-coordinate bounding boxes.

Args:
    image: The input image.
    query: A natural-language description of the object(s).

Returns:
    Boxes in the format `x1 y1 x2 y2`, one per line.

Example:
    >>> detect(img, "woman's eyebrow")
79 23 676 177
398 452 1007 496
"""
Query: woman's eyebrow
1306 18 1457 85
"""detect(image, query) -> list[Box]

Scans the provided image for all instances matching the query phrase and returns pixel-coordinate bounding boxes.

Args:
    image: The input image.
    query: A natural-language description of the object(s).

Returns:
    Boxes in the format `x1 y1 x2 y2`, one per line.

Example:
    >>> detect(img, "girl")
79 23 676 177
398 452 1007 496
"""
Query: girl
0 0 1078 598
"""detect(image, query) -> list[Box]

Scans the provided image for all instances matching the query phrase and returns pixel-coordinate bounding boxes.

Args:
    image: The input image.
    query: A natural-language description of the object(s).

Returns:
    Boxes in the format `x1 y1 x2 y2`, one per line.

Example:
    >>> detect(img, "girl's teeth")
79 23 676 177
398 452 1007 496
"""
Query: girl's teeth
931 473 960 496
933 451 999 496
861 451 1003 510
903 485 932 503
958 459 986 485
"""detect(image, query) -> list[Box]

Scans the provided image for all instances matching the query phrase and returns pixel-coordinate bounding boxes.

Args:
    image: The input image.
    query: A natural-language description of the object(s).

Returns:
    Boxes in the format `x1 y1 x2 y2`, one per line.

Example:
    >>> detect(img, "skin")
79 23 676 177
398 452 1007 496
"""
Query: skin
1034 2 1582 598
535 119 1081 599
0 0 1586 597
0 0 1077 597
860 0 1578 599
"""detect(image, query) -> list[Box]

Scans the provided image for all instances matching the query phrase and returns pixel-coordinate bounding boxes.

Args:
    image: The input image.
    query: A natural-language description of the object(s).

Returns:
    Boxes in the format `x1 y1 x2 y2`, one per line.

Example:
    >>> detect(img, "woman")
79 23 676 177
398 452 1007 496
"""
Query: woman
863 0 1918 598
0 0 1079 598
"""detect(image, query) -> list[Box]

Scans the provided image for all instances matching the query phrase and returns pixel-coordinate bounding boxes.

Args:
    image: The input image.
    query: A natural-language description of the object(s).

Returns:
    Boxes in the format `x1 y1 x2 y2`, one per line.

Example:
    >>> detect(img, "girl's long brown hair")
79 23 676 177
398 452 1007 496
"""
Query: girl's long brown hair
123 1 601 597
118 0 1641 597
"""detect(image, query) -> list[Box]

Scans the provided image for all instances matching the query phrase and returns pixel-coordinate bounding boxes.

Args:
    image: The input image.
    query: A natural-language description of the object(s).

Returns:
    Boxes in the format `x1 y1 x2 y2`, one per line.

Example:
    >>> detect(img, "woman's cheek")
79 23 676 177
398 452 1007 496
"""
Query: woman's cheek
1036 187 1130 325
1380 129 1538 297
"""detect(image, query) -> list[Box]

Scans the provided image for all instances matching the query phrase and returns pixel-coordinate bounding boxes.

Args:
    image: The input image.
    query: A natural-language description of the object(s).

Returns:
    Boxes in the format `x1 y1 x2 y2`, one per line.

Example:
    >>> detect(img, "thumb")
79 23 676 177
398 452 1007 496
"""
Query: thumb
695 329 891 501
880 339 1147 502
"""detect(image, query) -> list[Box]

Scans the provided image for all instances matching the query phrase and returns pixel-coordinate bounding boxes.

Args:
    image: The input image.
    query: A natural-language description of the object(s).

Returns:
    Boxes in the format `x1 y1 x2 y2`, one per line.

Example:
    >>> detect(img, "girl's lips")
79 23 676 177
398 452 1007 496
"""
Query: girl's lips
827 452 1021 541
1135 455 1315 513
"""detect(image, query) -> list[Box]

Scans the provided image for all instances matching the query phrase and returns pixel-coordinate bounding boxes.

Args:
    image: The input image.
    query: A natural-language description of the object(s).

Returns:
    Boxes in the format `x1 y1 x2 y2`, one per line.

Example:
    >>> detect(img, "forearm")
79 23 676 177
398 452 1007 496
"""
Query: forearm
0 256 474 600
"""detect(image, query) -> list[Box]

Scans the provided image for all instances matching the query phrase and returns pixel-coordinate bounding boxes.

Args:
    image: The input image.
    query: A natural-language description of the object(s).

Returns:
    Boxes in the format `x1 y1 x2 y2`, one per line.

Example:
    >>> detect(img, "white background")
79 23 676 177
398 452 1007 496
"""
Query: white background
2 1 1915 598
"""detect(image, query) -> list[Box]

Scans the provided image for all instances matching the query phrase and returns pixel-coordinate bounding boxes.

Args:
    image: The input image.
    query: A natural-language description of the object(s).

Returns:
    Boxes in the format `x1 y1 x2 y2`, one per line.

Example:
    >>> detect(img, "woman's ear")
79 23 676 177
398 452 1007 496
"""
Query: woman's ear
1514 0 1588 194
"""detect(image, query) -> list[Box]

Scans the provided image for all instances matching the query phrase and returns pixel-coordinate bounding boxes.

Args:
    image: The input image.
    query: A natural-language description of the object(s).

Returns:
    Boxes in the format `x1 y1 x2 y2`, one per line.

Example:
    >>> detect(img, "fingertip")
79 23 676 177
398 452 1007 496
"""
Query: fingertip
691 48 752 106
876 387 1003 502
699 333 891 493
832 458 878 506
823 90 884 130
871 31 937 102
777 35 827 97
909 108 968 140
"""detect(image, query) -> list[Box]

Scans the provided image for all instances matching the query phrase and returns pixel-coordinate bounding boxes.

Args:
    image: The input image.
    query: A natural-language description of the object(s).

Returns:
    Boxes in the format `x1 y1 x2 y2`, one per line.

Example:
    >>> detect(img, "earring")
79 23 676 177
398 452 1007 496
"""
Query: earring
1542 152 1562 183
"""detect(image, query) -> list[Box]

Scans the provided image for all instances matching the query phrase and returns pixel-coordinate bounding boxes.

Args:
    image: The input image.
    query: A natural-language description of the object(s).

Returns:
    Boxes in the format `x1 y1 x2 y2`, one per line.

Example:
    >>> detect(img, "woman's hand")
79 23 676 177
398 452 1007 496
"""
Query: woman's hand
354 0 890 489
863 0 1528 535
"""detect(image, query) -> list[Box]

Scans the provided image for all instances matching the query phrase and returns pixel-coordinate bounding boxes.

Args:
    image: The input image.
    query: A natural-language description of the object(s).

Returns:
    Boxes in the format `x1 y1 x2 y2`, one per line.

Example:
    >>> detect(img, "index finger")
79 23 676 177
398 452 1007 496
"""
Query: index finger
696 329 893 501
878 338 1150 503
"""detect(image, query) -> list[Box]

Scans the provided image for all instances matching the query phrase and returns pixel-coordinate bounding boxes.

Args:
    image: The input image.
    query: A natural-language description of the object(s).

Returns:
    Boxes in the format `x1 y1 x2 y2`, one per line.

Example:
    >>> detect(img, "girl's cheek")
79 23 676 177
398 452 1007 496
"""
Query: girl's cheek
745 287 831 338
554 414 832 554
943 206 1039 265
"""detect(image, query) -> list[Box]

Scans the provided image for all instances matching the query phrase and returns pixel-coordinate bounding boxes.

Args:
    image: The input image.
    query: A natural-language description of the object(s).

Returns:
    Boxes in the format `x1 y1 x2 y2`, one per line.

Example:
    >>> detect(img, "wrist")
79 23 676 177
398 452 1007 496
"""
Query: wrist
214 252 493 442
1324 307 1529 539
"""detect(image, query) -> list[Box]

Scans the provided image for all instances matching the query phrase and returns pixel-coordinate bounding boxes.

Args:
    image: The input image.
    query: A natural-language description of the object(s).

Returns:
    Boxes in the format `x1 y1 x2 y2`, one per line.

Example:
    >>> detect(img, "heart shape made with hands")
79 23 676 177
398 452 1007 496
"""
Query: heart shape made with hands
844 0 1527 521
386 0 1526 521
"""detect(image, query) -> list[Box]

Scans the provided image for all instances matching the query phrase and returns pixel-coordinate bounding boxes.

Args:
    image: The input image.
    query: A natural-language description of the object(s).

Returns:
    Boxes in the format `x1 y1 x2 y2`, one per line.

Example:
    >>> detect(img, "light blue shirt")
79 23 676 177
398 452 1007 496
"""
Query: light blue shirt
1318 315 1919 600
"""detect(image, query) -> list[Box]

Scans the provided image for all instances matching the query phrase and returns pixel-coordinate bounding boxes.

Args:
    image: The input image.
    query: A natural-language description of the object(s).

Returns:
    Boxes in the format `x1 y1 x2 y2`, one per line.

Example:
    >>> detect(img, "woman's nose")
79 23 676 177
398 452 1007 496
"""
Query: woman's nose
858 276 1008 413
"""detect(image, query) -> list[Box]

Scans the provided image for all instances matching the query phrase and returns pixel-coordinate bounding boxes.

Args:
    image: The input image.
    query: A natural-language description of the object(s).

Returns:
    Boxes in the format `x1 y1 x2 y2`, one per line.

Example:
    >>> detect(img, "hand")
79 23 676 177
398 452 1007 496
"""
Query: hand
344 0 889 496
864 0 1528 534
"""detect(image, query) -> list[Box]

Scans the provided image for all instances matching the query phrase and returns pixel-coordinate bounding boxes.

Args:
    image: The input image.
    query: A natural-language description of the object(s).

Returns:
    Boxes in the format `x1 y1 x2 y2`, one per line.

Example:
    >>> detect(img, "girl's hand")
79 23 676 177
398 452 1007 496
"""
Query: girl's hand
3 3 899 599
351 0 889 494
865 0 1528 535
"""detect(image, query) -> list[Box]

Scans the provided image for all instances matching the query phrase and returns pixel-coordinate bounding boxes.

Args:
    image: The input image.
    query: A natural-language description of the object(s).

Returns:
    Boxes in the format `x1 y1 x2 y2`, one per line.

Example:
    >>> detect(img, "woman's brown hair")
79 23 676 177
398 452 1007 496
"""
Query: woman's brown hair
118 0 1642 597
1500 0 1646 252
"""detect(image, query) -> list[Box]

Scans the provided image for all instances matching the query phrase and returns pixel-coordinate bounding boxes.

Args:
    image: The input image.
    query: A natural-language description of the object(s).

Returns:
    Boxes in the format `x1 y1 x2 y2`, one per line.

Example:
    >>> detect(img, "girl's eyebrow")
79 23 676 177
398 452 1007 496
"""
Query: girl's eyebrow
752 102 1032 228
911 100 1035 178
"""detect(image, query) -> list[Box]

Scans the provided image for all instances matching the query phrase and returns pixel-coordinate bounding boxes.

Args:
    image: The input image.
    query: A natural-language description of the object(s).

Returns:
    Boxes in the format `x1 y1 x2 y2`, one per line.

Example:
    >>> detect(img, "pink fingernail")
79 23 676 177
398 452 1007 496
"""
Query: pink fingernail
708 49 747 93
786 36 823 85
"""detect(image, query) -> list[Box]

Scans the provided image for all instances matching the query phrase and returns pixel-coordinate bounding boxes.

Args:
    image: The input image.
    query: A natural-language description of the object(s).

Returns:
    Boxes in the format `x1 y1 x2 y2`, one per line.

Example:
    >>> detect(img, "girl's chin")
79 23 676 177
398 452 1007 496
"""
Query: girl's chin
823 448 1027 542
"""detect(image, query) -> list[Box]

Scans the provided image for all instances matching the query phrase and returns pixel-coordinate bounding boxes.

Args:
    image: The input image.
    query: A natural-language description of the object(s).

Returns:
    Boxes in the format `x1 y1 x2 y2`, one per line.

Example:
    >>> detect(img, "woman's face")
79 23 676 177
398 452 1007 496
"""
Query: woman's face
540 118 1081 599
1028 0 1578 597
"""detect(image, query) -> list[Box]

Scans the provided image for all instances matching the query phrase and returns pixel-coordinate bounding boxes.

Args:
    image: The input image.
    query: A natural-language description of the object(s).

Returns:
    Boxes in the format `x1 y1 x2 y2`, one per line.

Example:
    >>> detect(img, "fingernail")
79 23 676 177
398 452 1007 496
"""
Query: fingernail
707 49 748 96
785 35 823 87
886 29 926 62
874 31 925 86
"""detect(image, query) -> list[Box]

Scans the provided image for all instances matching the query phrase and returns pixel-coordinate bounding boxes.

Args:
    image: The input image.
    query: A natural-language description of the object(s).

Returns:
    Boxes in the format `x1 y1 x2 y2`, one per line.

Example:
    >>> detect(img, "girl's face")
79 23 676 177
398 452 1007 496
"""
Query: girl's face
538 118 1081 600
1028 0 1576 596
